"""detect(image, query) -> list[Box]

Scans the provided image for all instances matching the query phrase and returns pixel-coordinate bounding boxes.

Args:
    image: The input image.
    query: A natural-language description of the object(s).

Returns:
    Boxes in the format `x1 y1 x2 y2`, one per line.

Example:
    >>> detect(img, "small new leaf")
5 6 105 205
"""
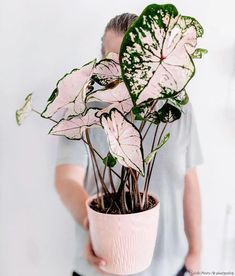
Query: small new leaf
145 133 170 164
103 152 117 167
158 102 182 123
191 48 208 59
16 93 33 126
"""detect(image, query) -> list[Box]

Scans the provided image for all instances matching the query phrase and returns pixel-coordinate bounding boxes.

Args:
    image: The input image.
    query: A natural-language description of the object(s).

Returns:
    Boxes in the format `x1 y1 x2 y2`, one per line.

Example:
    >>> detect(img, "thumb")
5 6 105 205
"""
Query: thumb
83 216 89 230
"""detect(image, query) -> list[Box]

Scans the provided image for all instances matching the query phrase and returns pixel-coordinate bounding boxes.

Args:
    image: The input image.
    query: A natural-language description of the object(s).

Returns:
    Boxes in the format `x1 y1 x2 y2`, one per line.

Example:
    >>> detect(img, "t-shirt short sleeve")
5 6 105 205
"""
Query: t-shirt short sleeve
55 136 89 168
185 103 204 171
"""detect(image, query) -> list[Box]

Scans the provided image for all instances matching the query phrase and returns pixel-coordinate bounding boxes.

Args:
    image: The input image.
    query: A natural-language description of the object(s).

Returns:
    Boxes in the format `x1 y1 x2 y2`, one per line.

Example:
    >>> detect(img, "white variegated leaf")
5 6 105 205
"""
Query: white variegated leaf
101 109 144 174
42 59 96 119
120 4 205 105
87 82 133 115
49 108 100 139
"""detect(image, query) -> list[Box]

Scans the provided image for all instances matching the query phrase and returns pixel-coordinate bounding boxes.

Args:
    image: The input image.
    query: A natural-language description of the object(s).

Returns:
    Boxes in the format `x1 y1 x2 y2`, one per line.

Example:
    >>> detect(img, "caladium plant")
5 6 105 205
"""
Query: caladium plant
16 3 207 214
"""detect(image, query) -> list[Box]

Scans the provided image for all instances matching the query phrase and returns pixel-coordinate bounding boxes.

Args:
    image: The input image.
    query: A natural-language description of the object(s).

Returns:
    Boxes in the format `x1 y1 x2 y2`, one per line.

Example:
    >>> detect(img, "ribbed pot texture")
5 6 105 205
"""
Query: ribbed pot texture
86 193 160 275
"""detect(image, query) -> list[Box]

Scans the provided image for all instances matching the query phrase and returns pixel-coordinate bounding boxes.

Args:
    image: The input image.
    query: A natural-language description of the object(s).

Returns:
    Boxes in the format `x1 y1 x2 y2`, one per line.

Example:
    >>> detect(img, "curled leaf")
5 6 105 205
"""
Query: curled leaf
92 52 121 86
16 93 33 126
145 133 170 164
101 109 144 175
49 108 100 140
42 59 96 119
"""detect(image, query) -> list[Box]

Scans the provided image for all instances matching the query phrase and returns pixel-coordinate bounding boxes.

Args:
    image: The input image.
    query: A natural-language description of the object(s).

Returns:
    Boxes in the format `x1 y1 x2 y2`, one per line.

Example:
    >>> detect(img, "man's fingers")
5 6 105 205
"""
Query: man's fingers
95 266 111 275
85 241 106 267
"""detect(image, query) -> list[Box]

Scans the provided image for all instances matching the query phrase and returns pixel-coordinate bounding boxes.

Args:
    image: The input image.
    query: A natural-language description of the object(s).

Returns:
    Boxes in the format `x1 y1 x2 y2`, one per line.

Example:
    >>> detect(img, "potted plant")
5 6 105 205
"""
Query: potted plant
16 3 207 275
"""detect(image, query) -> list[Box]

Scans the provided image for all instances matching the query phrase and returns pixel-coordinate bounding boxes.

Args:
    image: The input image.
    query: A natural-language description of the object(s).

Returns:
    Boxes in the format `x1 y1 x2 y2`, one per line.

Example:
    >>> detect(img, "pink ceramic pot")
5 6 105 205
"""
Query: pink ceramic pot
85 193 160 275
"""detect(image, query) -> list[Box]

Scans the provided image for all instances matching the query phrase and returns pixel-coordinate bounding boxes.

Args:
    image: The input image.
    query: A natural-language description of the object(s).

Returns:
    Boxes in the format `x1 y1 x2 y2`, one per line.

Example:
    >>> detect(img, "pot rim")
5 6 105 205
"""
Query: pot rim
85 192 160 217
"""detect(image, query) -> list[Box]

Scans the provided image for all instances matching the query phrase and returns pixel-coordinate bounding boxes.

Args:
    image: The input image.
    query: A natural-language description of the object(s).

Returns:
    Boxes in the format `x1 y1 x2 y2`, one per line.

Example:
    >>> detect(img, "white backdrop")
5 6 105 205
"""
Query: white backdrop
1 0 235 275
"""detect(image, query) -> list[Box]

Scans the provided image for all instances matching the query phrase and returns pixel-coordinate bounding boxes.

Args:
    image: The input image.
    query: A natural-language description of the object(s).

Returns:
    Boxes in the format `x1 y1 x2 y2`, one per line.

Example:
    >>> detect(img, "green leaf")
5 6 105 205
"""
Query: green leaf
191 48 208 59
132 106 145 120
175 90 189 105
158 102 182 123
103 152 117 167
147 111 161 125
180 16 204 37
145 133 170 164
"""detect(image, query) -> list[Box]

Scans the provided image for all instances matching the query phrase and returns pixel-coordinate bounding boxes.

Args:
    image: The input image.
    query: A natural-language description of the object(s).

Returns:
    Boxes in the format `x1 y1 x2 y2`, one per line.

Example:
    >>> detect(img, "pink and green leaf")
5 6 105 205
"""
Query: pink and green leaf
120 3 204 105
87 82 133 115
49 108 100 140
42 59 96 119
101 109 144 174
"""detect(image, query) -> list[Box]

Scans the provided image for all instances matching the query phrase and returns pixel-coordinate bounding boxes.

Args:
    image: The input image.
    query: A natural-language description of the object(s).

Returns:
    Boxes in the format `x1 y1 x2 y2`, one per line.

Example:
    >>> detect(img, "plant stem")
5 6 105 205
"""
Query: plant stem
103 164 107 180
142 123 159 208
128 174 134 212
129 168 142 211
81 138 121 180
90 150 103 210
109 167 116 194
32 109 58 123
85 130 110 196
142 121 153 140
121 187 128 213
139 99 159 133
116 166 126 198
144 122 168 207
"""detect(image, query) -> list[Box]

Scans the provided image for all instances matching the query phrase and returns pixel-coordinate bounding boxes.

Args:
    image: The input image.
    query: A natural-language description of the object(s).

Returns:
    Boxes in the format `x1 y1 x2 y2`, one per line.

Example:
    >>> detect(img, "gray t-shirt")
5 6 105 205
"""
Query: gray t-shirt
56 101 204 276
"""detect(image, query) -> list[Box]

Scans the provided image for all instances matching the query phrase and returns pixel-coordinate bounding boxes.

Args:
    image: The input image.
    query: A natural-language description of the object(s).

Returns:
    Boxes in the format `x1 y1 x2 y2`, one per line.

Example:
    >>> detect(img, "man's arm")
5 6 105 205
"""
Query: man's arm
183 167 202 273
55 164 88 227
54 164 106 270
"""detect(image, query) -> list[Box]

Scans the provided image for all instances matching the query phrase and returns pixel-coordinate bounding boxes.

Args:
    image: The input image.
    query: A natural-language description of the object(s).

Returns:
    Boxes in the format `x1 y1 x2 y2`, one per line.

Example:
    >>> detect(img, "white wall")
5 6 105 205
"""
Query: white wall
1 0 235 275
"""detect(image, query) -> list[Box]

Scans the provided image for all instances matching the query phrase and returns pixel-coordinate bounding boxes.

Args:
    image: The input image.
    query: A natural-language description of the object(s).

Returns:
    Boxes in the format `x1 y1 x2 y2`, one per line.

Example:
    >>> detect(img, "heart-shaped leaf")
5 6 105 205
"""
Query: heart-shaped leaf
49 108 100 140
92 52 121 86
87 82 133 115
120 3 204 105
42 59 96 119
101 109 144 175
16 93 33 126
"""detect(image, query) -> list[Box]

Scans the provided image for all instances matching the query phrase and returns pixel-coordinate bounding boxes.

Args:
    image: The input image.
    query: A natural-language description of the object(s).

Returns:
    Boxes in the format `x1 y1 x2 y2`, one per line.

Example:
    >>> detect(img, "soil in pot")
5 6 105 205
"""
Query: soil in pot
89 192 158 215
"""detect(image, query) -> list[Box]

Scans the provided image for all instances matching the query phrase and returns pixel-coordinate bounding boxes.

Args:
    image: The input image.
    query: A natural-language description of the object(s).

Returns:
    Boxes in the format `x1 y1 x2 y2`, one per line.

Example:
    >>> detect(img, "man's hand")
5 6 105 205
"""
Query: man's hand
185 250 201 274
83 217 108 275
183 168 202 275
